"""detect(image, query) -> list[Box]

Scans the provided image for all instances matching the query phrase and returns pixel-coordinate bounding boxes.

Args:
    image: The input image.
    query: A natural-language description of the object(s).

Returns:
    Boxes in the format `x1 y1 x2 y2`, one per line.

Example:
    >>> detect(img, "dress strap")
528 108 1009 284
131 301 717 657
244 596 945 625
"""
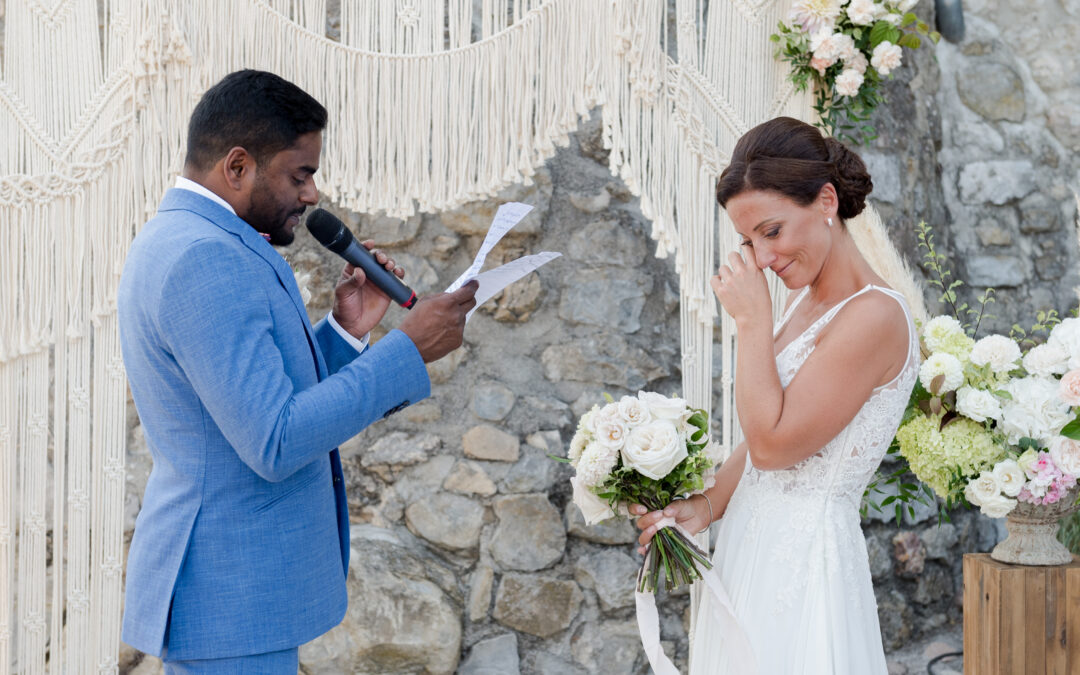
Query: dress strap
773 287 810 337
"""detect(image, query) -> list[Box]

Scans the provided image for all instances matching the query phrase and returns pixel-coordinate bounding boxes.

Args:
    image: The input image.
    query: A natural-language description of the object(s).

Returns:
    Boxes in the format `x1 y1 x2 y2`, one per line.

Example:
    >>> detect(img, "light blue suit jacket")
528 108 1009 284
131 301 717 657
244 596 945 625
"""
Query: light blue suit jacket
118 189 430 660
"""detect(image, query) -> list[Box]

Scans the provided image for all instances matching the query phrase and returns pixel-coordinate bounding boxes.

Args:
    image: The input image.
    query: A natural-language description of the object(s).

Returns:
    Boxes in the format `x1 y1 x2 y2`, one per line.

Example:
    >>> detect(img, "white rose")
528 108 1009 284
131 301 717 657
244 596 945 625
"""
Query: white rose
896 0 919 11
1049 436 1080 477
622 420 688 480
811 29 848 62
594 417 629 449
964 470 1002 506
955 386 1002 423
871 41 903 75
835 68 865 97
992 459 1026 498
845 50 869 74
922 315 965 353
970 334 1021 374
617 396 651 427
846 0 877 25
919 352 964 393
1023 343 1069 378
568 430 589 467
636 391 690 421
883 12 903 25
596 402 621 425
576 442 619 487
980 494 1018 519
1000 376 1074 445
1048 317 1080 369
580 405 600 434
570 476 617 525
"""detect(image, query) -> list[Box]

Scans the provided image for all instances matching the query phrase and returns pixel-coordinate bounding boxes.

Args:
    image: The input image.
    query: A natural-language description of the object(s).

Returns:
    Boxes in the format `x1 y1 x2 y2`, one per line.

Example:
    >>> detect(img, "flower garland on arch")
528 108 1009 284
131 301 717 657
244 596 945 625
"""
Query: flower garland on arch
771 0 940 144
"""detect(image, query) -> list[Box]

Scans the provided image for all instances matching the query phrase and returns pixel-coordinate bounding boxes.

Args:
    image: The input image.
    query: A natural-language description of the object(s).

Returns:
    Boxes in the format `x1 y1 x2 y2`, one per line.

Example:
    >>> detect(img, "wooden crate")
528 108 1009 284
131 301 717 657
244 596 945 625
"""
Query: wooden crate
963 553 1080 674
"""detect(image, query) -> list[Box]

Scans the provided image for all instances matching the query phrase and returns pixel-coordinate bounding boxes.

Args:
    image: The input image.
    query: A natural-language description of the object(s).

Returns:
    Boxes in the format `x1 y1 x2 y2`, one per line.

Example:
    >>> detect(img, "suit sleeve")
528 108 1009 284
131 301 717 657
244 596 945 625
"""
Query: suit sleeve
156 239 431 481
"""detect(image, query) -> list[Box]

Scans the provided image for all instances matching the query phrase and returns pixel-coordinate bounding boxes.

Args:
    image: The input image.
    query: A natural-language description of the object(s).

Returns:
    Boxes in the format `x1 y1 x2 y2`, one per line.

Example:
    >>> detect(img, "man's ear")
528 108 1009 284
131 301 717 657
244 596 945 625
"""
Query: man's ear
221 146 255 191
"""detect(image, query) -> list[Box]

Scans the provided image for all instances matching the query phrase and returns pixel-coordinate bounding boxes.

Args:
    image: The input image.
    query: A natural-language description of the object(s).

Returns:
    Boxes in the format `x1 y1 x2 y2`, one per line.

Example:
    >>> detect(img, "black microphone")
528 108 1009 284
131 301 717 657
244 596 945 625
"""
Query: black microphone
305 208 418 309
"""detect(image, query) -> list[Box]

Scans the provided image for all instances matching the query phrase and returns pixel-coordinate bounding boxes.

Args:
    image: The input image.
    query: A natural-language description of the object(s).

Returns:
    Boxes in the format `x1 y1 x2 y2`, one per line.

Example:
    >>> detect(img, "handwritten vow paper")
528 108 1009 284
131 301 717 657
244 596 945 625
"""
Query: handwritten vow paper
445 202 561 322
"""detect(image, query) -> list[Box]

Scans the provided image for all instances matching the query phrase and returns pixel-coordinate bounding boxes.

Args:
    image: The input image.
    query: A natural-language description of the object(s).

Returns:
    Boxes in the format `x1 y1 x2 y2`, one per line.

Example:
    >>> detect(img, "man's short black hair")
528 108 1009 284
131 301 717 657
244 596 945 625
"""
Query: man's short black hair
185 70 327 172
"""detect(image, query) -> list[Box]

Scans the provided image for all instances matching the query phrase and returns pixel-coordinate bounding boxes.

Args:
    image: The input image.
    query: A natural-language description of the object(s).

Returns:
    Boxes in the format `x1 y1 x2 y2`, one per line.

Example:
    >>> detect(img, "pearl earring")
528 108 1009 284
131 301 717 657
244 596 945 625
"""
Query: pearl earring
827 217 834 228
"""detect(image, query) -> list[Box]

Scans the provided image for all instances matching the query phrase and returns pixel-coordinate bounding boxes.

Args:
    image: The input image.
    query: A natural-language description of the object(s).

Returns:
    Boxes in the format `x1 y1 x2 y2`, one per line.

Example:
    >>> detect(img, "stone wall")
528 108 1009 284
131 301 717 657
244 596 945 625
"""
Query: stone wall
110 2 1080 674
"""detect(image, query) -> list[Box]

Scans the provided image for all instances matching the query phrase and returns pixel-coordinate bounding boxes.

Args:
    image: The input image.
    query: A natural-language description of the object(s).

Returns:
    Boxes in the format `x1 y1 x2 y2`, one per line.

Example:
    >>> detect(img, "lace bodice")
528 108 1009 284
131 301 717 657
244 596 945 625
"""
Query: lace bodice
738 285 919 510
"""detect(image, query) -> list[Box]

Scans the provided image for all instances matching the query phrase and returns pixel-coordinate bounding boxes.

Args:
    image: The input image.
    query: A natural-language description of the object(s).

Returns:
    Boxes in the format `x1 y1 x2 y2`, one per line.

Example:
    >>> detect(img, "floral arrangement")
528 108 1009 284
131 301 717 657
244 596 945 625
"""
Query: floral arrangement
771 0 939 143
880 223 1080 521
562 392 720 592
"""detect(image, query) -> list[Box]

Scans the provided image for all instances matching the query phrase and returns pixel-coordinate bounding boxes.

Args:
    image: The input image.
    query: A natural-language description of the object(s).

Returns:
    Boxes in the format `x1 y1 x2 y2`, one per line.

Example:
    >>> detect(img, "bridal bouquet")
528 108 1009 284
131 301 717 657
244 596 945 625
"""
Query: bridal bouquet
886 223 1080 520
771 0 939 143
563 392 718 592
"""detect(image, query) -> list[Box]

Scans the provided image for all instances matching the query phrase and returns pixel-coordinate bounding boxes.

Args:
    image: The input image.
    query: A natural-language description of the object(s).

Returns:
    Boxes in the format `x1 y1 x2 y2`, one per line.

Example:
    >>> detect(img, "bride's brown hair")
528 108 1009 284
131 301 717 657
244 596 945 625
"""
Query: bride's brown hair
715 117 873 222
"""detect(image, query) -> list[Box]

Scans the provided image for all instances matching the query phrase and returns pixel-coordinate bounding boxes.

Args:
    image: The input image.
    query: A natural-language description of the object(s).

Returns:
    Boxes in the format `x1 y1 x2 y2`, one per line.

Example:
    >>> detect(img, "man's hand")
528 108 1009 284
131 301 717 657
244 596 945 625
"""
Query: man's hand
331 241 402 339
397 281 478 363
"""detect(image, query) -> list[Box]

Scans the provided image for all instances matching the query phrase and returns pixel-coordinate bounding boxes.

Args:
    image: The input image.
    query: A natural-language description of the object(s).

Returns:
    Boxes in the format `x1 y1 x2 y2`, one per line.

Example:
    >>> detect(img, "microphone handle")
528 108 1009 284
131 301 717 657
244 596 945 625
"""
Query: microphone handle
340 239 418 309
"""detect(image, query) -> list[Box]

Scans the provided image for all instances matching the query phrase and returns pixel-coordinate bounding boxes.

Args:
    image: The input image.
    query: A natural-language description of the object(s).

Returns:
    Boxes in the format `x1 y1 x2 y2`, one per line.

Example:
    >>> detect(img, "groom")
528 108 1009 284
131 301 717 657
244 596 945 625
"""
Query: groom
118 70 477 672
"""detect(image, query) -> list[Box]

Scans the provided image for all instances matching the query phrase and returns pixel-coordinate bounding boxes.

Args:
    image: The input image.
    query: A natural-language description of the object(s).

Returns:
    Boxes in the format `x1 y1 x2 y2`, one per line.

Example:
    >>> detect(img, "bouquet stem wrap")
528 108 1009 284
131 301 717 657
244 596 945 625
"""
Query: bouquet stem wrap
634 518 758 674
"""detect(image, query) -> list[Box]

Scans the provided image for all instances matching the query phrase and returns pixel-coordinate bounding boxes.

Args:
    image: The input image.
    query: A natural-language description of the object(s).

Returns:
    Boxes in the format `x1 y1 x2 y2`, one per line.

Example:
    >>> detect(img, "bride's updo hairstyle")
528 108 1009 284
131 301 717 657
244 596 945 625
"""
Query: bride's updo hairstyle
715 117 872 223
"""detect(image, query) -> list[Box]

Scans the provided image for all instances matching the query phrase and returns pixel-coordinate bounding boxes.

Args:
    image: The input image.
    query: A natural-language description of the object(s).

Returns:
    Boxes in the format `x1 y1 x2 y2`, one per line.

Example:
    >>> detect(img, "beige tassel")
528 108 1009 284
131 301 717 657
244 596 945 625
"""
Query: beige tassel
847 204 929 325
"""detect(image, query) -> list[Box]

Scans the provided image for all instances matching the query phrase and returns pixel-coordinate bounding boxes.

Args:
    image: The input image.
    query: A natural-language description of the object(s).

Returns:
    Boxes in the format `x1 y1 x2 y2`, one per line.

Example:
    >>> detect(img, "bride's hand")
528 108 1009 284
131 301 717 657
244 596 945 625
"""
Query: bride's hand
631 495 712 555
710 251 770 325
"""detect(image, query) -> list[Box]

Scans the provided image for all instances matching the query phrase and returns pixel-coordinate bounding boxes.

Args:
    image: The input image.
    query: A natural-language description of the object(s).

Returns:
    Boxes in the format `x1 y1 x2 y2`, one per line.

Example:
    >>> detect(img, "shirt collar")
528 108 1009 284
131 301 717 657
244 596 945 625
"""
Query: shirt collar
175 176 237 215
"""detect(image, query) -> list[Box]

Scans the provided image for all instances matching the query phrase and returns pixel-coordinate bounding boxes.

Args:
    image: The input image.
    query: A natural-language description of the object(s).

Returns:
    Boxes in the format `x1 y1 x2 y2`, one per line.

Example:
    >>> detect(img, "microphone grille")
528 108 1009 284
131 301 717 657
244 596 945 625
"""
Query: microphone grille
305 208 348 248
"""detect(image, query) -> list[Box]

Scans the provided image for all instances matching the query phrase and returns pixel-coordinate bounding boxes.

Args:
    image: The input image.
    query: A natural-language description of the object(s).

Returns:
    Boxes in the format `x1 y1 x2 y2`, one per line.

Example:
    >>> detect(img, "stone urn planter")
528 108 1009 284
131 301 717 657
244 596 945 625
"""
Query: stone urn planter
990 488 1080 566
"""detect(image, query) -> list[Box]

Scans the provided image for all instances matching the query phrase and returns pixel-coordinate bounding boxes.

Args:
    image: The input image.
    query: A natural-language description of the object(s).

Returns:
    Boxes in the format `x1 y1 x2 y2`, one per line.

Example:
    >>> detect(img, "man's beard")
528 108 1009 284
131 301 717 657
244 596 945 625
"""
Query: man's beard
248 176 303 246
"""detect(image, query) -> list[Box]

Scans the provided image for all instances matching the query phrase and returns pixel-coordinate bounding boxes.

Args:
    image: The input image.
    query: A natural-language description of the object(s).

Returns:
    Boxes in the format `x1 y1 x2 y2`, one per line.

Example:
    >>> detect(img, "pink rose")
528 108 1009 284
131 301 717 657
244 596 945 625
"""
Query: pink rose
1059 369 1080 406
810 56 833 75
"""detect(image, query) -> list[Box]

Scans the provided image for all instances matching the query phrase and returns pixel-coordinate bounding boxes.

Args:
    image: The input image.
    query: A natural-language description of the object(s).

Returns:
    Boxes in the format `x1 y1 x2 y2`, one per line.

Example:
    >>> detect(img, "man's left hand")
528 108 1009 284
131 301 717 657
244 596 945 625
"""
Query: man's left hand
331 241 403 339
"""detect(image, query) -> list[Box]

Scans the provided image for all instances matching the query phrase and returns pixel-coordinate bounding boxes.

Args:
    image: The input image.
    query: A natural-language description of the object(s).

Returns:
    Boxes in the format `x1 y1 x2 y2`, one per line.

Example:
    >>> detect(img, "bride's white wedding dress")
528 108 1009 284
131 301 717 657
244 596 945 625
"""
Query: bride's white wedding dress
690 284 918 675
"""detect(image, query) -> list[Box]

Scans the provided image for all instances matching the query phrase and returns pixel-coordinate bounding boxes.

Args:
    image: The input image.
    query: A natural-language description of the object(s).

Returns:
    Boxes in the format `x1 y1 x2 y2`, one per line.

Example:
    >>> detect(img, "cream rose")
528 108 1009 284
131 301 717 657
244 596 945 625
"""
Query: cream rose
845 50 869 74
571 476 616 525
594 417 629 449
955 386 1001 423
1059 369 1080 406
636 391 690 421
991 459 1026 498
1023 343 1069 378
811 29 848 61
1050 436 1080 477
846 0 877 25
622 420 688 480
618 395 651 427
980 494 1018 519
970 334 1021 374
964 470 1001 506
871 41 903 75
835 68 865 97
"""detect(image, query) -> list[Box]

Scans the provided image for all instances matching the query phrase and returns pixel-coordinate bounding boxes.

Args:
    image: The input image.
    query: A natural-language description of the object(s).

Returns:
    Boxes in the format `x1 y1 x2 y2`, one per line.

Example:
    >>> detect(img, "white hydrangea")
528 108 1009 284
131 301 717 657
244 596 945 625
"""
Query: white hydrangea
969 334 1021 374
1000 376 1074 445
922 316 965 353
1022 342 1069 378
567 430 589 467
919 352 964 394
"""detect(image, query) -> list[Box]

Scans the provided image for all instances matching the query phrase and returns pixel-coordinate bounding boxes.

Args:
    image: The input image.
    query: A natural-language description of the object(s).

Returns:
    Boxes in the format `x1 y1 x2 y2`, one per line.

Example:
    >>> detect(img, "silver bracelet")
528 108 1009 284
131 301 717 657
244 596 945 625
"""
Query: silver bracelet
697 492 714 533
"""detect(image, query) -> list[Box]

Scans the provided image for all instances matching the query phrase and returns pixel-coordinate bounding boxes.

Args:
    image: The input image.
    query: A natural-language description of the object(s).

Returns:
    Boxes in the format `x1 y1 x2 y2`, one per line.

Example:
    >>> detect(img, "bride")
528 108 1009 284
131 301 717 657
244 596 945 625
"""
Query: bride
632 116 919 674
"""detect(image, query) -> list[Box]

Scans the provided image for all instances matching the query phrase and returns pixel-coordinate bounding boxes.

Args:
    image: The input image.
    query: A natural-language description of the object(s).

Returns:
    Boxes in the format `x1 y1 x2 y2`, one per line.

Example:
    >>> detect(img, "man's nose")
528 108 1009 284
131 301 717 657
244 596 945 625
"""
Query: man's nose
300 180 318 205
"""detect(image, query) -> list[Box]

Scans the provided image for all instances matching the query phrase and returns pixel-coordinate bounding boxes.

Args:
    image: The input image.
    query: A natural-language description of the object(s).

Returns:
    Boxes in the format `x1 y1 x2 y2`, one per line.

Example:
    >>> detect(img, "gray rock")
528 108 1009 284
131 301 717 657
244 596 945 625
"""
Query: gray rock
352 431 441 467
489 494 566 571
573 549 639 610
392 455 456 503
570 620 642 674
467 565 495 621
914 563 953 605
1019 193 1063 234
558 268 651 333
403 401 442 423
866 534 894 581
458 633 520 675
862 152 902 204
957 161 1035 205
493 573 583 637
390 253 440 294
427 346 467 384
893 531 927 578
444 460 498 496
490 273 544 322
541 336 665 390
471 382 516 421
565 502 638 544
567 219 648 267
975 222 1013 247
965 255 1028 288
463 425 520 462
441 170 552 236
405 492 485 550
956 62 1025 122
568 189 611 214
876 588 913 650
519 398 573 431
499 446 558 494
920 523 958 561
300 527 461 674
522 652 588 675
355 212 422 246
1048 97 1080 151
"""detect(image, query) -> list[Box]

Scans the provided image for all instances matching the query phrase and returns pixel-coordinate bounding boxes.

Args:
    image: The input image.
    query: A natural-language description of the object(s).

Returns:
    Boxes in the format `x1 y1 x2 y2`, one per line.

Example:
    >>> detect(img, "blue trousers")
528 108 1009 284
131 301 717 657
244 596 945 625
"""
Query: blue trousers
162 647 298 674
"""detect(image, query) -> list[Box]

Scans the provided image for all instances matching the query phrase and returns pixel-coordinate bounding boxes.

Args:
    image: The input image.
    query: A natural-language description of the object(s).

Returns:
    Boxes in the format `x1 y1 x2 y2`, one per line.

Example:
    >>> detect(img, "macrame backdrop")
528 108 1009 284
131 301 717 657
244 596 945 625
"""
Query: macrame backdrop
0 0 829 672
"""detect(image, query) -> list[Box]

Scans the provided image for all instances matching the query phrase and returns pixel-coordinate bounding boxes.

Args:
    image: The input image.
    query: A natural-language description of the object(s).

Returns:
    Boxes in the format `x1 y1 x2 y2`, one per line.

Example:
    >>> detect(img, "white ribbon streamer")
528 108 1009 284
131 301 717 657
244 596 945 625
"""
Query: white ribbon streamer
634 519 758 674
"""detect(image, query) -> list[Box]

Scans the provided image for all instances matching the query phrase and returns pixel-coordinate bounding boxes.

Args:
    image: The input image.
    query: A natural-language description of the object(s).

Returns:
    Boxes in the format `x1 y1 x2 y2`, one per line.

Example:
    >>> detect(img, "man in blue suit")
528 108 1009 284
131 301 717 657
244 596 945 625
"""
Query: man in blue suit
118 70 477 673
